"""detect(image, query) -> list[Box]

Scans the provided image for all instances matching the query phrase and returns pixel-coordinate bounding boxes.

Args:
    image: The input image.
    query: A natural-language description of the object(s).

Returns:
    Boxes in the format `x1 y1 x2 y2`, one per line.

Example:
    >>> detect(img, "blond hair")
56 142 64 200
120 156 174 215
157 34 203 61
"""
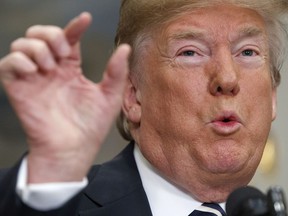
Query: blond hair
115 0 288 141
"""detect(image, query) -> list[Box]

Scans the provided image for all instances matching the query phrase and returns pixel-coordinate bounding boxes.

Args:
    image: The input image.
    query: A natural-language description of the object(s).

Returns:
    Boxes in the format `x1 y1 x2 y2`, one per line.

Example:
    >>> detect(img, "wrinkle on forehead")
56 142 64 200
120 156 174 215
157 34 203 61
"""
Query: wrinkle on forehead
153 5 268 51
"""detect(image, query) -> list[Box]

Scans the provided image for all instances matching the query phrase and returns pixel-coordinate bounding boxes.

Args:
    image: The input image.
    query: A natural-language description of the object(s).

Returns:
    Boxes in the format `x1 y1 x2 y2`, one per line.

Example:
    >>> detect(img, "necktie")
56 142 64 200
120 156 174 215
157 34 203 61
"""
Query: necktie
189 203 227 216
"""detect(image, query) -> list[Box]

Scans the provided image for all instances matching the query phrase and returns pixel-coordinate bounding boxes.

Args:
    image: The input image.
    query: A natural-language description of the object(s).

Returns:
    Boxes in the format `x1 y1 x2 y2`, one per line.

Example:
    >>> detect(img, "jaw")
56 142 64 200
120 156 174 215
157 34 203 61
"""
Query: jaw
136 125 264 203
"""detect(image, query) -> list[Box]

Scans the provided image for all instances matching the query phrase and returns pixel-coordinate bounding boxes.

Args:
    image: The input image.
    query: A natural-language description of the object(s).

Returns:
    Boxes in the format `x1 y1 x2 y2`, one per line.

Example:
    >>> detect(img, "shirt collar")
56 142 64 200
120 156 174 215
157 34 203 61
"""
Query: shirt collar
134 144 203 216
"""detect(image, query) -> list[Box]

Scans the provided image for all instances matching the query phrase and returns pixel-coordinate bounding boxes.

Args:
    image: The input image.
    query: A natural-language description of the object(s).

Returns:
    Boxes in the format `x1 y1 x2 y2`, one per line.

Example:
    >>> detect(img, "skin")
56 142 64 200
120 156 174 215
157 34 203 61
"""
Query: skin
124 5 277 202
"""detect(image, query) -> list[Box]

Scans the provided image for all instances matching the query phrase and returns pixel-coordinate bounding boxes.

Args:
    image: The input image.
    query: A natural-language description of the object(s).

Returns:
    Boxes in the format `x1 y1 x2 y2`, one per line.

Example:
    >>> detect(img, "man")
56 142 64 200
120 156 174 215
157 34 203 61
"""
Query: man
0 0 287 215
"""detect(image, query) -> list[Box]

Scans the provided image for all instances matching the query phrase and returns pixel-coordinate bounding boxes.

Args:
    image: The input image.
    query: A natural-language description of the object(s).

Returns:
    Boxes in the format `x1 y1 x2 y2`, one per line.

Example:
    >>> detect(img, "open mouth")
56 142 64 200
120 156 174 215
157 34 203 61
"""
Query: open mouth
222 118 232 123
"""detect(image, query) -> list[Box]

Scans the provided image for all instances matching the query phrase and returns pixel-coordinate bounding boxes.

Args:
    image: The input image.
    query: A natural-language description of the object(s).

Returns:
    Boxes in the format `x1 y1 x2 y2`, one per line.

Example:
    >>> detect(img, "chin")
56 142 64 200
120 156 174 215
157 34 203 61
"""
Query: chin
205 154 253 175
204 140 261 174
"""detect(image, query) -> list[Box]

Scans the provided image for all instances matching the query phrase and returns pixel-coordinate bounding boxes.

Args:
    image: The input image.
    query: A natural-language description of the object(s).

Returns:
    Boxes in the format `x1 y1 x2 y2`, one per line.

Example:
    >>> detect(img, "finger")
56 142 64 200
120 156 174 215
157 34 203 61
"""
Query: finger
26 25 71 58
101 44 131 98
64 12 92 45
11 38 56 71
0 52 37 82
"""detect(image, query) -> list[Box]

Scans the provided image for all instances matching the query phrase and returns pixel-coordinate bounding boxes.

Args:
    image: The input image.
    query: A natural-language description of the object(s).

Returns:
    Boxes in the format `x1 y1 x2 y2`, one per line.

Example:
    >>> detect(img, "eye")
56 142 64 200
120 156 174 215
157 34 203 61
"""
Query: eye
179 50 196 57
241 49 256 57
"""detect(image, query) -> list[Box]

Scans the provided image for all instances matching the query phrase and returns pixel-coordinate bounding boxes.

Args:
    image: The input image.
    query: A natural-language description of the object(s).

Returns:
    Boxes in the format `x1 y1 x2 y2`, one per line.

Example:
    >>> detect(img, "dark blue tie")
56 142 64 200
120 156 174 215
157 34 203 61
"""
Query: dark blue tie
189 203 227 216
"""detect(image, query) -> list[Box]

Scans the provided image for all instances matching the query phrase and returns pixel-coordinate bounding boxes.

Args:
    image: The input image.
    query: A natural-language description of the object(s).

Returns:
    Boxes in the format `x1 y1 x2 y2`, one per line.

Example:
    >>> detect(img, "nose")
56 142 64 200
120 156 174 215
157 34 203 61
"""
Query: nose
209 54 240 96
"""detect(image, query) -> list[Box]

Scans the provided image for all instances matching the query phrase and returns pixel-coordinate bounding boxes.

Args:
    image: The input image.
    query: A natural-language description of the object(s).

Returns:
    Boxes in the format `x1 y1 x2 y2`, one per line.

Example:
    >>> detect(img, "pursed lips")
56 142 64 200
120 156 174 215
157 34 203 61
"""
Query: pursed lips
209 111 242 135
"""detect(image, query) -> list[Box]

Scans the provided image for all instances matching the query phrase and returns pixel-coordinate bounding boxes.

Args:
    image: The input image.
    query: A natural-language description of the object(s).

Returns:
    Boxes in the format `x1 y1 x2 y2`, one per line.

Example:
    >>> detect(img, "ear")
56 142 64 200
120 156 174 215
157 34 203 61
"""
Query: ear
271 88 277 121
122 78 141 124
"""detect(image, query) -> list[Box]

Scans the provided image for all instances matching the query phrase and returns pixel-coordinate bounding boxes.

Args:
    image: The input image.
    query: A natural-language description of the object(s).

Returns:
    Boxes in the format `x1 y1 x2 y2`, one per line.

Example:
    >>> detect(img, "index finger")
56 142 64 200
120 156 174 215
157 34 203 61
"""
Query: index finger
64 12 92 45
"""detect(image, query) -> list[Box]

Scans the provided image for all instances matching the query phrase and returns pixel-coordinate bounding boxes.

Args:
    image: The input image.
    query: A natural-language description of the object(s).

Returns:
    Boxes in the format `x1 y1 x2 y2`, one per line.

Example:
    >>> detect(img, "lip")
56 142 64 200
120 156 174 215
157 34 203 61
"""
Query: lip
209 112 242 135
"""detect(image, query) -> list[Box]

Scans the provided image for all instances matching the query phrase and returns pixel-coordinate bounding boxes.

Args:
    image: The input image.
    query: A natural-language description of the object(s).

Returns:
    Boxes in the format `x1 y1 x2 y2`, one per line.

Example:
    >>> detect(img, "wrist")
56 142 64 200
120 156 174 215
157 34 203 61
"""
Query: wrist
27 153 91 184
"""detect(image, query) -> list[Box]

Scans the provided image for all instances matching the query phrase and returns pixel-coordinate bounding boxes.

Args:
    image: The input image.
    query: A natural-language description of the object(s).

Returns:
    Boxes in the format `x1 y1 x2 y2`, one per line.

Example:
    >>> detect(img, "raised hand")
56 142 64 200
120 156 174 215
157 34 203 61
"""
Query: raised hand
0 12 131 183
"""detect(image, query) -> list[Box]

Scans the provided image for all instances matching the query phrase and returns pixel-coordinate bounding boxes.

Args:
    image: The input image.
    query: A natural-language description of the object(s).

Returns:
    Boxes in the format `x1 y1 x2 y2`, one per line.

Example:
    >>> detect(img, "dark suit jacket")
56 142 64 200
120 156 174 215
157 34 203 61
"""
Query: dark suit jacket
0 142 153 216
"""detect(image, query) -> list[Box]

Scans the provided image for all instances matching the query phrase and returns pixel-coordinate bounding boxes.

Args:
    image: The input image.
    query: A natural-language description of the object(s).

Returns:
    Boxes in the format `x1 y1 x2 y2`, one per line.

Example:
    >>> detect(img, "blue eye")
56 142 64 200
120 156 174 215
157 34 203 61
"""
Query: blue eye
181 50 196 56
241 49 255 56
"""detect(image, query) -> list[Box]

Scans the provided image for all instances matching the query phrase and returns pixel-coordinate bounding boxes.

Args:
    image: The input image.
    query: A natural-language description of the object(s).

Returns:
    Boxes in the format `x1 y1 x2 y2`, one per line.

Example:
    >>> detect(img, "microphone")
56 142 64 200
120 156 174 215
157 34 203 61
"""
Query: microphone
226 186 287 216
267 186 287 216
226 186 269 216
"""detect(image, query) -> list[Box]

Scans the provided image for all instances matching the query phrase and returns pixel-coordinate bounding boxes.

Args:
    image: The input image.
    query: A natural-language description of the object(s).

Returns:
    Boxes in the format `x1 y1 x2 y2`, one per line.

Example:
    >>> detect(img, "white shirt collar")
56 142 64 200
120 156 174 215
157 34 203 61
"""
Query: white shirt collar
134 144 202 216
133 144 226 216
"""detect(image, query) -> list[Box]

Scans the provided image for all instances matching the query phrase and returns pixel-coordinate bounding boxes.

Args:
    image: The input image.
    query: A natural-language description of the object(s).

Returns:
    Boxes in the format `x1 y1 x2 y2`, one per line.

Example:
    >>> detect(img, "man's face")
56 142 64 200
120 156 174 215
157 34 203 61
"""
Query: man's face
127 5 277 201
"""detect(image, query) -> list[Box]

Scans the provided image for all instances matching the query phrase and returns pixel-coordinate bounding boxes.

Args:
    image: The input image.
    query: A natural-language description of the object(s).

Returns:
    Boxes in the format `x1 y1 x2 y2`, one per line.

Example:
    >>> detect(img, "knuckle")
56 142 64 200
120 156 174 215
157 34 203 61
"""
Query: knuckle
26 25 63 38
10 38 25 51
25 25 42 36
25 25 65 48
10 51 26 61
27 24 59 34
34 40 48 51
0 52 25 70
49 26 63 35
10 37 49 56
48 26 65 43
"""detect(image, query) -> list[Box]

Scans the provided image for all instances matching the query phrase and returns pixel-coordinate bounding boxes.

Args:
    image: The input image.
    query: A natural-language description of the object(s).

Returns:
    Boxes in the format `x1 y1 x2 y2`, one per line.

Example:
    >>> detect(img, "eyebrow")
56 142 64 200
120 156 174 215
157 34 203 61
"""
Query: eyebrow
233 26 265 41
167 29 209 42
166 26 265 43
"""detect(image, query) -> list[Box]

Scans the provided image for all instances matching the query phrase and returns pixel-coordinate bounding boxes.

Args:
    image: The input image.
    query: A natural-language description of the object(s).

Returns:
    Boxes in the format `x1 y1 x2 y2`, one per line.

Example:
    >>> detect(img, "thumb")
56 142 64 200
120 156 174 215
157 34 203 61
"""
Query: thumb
101 44 131 100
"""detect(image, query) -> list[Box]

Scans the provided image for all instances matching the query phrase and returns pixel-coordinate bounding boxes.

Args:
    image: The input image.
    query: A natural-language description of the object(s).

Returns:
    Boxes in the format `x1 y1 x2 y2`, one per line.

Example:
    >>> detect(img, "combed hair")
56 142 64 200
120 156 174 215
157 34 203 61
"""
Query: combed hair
115 0 288 141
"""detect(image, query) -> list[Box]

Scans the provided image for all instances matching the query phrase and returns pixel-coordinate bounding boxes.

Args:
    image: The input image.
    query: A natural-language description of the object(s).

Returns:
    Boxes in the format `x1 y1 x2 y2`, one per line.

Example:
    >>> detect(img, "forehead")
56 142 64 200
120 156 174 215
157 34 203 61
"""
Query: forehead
156 5 267 43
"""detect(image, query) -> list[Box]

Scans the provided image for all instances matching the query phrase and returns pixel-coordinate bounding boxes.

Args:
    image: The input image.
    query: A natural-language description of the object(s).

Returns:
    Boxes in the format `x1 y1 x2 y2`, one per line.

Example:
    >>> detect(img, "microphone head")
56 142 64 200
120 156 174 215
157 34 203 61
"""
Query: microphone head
267 186 287 216
226 186 268 216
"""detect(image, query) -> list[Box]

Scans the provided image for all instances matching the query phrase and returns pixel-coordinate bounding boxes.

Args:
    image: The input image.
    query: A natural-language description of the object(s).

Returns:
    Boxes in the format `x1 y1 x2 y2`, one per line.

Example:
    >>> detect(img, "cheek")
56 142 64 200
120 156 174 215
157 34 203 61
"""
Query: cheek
245 90 273 147
233 74 274 164
244 73 274 122
141 69 206 133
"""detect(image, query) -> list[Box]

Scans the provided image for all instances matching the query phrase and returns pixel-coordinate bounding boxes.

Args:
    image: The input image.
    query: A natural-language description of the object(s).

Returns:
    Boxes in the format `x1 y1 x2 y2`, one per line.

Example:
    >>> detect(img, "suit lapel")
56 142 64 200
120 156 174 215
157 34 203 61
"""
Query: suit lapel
78 143 153 216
